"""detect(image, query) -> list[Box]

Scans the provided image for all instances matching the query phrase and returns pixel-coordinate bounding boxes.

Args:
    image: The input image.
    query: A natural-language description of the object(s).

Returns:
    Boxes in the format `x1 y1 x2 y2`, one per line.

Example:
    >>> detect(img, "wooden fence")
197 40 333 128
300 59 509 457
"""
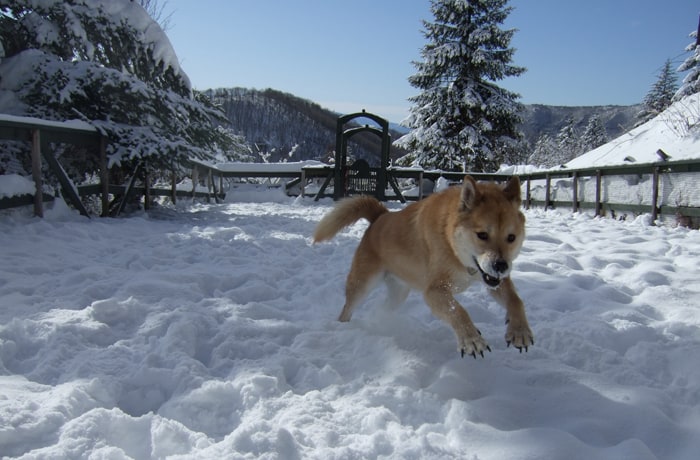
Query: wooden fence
517 160 700 223
1 115 699 224
0 117 226 217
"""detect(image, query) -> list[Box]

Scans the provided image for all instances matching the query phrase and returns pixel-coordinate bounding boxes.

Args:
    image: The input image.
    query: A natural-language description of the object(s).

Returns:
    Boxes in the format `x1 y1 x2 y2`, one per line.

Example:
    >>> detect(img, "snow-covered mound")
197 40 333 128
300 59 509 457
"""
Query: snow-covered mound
0 199 699 459
566 93 700 168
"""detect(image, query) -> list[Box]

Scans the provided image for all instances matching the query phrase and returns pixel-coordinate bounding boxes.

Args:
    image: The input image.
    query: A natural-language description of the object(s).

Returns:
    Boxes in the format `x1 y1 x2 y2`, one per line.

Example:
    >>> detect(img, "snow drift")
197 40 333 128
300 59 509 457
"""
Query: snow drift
0 194 699 459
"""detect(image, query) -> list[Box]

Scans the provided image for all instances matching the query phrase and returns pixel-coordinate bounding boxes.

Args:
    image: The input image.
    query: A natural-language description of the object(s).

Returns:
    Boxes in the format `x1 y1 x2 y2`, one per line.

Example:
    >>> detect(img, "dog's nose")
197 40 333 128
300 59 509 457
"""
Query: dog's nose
493 259 509 274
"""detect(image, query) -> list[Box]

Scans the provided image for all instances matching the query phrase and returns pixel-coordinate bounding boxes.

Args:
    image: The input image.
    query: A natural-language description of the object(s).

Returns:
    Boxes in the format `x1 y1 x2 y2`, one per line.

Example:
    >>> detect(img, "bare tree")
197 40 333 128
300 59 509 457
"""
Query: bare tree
138 0 173 31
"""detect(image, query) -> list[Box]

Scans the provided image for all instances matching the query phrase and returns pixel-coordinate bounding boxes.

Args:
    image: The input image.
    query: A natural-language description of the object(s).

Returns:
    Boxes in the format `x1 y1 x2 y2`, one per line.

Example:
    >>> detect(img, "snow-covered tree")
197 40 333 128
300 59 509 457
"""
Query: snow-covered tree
0 0 246 181
528 133 556 167
637 59 678 124
139 0 173 31
555 116 580 164
674 24 700 101
395 0 525 172
580 115 608 153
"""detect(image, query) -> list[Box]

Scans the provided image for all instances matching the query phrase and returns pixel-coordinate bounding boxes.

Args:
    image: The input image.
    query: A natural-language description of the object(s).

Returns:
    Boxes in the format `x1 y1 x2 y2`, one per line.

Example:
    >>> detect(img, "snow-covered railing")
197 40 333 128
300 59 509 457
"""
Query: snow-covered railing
518 159 700 226
185 159 336 201
3 124 699 226
0 114 106 217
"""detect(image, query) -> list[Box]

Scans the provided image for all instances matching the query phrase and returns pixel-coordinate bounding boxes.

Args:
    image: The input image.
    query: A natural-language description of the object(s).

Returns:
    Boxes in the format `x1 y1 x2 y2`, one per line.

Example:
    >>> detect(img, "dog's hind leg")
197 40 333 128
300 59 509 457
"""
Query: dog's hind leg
383 273 410 310
339 249 383 322
339 269 382 322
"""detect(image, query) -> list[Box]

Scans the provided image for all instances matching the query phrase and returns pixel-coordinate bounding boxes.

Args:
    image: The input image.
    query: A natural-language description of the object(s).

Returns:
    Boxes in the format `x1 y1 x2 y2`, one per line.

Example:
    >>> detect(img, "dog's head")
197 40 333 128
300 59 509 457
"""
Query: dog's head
452 175 525 288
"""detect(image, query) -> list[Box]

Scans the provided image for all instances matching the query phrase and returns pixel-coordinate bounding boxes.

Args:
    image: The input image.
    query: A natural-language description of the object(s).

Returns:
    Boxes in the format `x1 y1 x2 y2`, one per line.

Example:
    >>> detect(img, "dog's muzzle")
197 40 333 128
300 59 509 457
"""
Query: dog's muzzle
473 257 503 288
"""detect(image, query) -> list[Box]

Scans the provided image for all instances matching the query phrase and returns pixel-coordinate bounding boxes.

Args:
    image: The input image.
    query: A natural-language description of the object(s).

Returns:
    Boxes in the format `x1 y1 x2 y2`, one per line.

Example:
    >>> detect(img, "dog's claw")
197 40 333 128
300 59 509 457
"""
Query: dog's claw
459 330 491 359
460 344 490 359
506 340 511 348
505 322 534 354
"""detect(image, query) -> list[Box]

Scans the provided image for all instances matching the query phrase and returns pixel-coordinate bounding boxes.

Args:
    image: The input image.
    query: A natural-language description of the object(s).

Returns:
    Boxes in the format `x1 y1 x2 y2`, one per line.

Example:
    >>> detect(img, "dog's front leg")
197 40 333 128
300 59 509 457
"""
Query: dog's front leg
424 285 491 358
490 278 534 352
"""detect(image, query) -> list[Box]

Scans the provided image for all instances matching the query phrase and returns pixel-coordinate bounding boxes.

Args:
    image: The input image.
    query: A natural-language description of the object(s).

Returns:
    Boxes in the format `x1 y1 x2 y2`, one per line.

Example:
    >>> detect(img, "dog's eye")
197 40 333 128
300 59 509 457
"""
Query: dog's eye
507 234 516 243
476 232 489 241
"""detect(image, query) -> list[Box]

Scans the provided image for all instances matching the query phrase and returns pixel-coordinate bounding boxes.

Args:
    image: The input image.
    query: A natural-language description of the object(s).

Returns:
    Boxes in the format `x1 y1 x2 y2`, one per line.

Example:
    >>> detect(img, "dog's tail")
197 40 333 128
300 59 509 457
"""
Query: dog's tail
313 196 389 243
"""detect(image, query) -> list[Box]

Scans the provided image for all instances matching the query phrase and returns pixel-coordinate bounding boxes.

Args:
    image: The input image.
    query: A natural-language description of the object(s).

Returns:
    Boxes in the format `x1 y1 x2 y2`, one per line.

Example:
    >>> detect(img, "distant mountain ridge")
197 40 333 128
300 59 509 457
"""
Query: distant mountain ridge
207 87 641 164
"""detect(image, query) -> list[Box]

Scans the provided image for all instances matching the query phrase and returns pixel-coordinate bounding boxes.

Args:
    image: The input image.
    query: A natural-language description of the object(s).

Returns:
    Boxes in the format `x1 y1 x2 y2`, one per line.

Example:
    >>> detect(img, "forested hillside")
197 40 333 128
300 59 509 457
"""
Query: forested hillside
206 87 640 166
519 104 641 145
205 88 410 164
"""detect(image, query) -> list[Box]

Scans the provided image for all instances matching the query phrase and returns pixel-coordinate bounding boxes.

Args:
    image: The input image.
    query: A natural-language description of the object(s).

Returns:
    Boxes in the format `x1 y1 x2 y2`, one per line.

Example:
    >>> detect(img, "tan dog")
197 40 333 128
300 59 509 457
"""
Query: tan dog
313 176 534 358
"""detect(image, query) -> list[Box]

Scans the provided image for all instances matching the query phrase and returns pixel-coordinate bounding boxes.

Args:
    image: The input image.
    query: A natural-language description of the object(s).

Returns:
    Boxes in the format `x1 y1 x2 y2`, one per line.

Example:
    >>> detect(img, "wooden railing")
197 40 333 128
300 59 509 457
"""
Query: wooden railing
1 114 698 224
515 159 700 222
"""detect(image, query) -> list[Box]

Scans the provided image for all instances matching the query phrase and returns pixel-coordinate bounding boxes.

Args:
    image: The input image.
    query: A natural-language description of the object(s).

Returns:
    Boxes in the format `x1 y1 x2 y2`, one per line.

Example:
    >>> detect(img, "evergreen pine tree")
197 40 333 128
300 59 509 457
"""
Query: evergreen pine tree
637 59 678 124
674 23 700 101
580 115 608 153
528 133 556 167
395 0 525 172
0 0 246 182
555 117 580 165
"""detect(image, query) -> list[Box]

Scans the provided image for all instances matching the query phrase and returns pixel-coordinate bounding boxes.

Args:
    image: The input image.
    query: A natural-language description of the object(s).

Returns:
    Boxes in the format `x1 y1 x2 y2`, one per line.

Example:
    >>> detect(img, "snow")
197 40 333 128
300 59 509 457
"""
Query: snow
0 175 35 199
1 194 699 459
192 160 329 174
565 93 700 168
0 113 97 133
90 0 189 88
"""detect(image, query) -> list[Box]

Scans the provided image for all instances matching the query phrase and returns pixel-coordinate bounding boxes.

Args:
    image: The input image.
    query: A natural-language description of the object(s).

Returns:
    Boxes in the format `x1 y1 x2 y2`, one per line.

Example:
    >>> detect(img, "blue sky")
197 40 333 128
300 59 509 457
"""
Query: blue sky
166 0 699 123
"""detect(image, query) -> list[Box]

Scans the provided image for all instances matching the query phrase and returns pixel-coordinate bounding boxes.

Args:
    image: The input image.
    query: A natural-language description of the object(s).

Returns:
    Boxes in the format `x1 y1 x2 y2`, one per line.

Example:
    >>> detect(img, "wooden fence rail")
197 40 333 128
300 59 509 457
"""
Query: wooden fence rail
3 159 700 225
1 114 699 223
515 159 700 222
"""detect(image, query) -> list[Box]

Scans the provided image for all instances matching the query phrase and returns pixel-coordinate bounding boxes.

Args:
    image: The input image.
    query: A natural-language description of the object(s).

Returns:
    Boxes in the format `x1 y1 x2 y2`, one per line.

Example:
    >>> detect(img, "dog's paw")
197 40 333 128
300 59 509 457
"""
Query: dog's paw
459 329 492 359
505 319 534 353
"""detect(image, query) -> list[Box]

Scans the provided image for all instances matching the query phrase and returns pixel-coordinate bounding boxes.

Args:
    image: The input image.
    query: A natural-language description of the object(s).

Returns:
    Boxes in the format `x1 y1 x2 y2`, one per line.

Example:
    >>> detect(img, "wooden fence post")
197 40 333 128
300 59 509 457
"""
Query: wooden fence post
144 168 151 210
171 170 177 204
544 173 551 210
572 172 579 213
209 170 220 203
206 169 212 203
31 129 43 217
595 169 602 217
191 167 198 199
651 166 660 224
99 136 109 217
219 174 224 200
525 177 531 210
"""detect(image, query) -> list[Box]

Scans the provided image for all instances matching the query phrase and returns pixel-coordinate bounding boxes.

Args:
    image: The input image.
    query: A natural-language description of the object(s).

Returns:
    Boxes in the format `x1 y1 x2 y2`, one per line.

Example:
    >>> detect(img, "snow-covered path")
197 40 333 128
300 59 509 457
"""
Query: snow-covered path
1 195 699 459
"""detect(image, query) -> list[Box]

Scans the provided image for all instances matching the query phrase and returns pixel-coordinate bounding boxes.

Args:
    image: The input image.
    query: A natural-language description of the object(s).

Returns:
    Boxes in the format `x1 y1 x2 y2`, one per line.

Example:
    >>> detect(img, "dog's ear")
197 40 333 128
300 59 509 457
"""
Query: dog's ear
460 175 480 211
503 175 521 206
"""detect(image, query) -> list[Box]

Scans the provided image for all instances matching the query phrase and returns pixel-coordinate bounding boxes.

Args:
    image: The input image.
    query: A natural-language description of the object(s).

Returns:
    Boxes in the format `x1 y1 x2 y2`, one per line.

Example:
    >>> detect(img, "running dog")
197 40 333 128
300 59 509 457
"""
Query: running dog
313 176 534 358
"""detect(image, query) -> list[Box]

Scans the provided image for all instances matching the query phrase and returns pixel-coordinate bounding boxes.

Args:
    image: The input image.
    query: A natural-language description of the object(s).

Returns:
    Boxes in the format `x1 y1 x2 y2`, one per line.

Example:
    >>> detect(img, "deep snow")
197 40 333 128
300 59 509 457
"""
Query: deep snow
565 92 700 168
1 190 699 459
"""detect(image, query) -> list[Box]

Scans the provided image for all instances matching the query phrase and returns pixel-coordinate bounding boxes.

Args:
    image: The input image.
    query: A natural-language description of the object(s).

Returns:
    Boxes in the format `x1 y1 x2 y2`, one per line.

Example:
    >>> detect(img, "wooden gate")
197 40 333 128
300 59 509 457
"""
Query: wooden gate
333 110 391 200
